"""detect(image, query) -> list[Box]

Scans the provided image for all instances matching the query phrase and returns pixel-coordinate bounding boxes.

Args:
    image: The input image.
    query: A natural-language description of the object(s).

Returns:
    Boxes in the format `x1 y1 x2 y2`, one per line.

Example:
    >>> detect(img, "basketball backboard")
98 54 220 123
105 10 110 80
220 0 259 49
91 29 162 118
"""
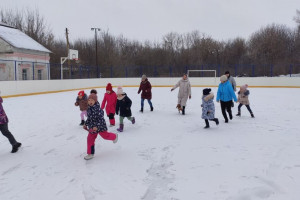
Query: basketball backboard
68 49 78 60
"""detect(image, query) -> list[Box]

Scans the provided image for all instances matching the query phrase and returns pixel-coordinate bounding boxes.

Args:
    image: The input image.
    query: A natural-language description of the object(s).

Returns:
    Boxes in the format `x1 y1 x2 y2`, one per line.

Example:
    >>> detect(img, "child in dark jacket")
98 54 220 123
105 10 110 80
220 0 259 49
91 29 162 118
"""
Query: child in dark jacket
116 86 135 132
201 88 219 128
83 93 118 160
75 90 88 125
236 84 254 118
0 93 22 153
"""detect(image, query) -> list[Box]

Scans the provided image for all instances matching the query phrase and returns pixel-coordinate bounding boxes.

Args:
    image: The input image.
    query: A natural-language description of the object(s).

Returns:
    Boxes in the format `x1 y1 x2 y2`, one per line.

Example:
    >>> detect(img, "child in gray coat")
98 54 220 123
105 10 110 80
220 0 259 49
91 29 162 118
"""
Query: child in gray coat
201 88 219 128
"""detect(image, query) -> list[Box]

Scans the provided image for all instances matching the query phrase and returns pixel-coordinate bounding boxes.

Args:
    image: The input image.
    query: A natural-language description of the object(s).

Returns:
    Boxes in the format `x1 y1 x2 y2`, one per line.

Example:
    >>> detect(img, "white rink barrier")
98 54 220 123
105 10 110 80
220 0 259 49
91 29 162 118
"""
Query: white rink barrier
0 77 299 97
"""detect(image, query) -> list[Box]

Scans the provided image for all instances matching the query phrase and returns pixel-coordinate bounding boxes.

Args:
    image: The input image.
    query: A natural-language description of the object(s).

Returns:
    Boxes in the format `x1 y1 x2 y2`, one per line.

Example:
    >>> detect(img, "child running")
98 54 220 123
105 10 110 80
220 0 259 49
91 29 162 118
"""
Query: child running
0 92 22 153
75 90 88 125
201 88 219 128
116 86 135 132
236 84 255 118
101 83 117 126
83 93 118 160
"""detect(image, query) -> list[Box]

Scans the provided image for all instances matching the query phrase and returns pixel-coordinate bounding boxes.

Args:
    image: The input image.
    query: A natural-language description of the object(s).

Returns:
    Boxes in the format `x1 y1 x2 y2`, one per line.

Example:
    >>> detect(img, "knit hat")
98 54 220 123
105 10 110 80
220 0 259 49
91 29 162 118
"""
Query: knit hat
240 84 248 91
220 75 228 82
116 86 124 95
88 93 98 102
90 89 97 94
78 90 84 96
142 74 147 81
203 88 211 95
106 83 113 92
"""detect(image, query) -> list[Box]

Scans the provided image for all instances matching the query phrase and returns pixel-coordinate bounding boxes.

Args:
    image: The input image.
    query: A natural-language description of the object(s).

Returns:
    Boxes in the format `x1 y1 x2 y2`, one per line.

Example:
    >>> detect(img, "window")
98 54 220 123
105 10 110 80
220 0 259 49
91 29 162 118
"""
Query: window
22 69 27 80
38 70 42 80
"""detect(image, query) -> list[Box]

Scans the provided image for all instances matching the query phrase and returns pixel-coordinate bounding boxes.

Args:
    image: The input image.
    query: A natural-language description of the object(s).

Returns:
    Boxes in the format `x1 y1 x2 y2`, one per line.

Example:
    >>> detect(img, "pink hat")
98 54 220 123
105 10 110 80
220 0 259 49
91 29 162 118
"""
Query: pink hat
88 93 98 102
117 86 124 95
240 84 248 91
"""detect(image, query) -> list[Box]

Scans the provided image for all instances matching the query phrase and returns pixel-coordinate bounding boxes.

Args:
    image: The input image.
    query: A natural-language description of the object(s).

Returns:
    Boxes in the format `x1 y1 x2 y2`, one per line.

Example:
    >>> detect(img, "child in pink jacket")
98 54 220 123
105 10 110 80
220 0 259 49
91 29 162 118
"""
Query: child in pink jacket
101 83 117 127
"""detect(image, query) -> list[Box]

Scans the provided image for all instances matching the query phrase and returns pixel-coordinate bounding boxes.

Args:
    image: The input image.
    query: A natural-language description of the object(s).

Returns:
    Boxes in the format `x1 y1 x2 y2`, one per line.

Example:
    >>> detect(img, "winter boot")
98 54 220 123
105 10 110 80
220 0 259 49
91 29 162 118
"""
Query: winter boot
84 154 94 160
182 106 185 115
236 112 241 117
204 119 210 129
140 108 143 113
11 142 22 153
131 117 135 124
117 124 124 132
79 120 85 126
113 133 118 143
109 119 115 127
151 106 154 111
251 113 255 118
212 118 219 125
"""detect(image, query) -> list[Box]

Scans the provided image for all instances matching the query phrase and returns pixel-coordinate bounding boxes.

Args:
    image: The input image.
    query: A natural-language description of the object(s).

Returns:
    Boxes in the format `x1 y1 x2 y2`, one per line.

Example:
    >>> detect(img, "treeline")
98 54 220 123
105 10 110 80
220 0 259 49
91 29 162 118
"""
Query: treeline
1 8 300 77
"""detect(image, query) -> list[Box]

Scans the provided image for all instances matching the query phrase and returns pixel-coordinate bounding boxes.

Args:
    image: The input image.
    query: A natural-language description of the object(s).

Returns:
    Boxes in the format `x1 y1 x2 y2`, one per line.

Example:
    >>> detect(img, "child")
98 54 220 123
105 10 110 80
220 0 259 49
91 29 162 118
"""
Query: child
116 86 135 132
101 83 117 126
0 92 22 153
75 90 88 125
236 84 255 118
90 89 97 95
83 93 118 160
201 88 219 128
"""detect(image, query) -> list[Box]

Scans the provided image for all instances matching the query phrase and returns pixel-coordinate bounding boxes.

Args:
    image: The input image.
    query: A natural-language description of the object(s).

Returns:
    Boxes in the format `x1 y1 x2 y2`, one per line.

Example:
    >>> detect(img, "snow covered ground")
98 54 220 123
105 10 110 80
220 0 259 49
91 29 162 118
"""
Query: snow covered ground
1 87 300 200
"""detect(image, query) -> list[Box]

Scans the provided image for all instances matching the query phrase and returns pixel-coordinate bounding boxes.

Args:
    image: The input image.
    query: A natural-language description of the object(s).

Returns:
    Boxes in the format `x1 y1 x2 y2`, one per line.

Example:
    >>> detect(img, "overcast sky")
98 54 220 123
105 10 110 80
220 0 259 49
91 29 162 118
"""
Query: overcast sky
0 0 299 43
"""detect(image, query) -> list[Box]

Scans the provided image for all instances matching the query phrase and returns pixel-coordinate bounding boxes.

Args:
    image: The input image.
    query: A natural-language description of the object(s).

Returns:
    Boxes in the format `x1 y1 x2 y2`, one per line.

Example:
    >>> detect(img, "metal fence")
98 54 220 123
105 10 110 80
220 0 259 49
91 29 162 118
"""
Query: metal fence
1 58 300 81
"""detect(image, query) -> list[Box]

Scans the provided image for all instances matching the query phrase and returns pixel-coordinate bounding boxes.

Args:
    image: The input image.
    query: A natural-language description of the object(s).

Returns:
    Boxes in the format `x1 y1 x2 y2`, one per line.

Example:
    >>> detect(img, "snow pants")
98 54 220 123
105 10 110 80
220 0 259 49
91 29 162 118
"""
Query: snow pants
87 131 117 154
108 113 115 125
220 100 232 121
80 110 87 120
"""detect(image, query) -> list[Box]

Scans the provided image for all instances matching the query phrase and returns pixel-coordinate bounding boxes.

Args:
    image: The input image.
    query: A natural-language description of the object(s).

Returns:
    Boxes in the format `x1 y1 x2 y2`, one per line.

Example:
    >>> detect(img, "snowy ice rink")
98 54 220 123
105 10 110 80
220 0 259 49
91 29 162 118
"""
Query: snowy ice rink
1 87 300 200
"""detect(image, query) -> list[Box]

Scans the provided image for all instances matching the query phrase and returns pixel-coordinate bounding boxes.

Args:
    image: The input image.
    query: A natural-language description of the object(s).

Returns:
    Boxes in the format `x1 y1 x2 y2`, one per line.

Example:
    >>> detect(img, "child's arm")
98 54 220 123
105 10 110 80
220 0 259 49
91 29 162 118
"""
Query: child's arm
171 81 180 91
75 97 79 106
138 83 142 94
101 94 107 110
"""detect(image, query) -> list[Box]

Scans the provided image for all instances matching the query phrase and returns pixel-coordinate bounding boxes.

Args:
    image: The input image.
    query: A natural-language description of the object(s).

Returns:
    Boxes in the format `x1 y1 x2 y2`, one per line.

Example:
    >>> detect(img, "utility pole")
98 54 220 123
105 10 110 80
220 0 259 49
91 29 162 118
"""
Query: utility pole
91 28 101 78
65 28 71 78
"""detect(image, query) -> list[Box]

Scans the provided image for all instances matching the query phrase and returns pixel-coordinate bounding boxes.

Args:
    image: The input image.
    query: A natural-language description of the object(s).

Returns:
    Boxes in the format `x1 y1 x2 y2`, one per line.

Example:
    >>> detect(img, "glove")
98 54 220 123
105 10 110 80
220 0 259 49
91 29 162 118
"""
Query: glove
116 112 119 115
171 88 174 91
83 125 88 130
189 95 191 99
75 102 79 106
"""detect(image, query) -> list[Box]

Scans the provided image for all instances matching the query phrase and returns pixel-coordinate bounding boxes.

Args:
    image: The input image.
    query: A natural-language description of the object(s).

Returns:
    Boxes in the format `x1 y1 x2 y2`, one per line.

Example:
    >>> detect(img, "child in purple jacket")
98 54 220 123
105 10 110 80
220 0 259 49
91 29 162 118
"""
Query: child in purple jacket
0 93 22 153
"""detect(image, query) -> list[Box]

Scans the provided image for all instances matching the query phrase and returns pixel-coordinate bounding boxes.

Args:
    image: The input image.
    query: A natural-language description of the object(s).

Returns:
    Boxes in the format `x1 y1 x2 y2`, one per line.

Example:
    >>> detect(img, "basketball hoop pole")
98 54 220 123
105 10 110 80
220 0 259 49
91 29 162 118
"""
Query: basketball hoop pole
60 57 68 80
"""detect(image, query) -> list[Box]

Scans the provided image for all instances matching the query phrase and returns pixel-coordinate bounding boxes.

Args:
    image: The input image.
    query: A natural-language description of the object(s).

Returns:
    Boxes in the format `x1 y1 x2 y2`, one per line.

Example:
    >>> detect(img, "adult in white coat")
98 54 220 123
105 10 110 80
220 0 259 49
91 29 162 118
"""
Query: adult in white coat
171 74 191 115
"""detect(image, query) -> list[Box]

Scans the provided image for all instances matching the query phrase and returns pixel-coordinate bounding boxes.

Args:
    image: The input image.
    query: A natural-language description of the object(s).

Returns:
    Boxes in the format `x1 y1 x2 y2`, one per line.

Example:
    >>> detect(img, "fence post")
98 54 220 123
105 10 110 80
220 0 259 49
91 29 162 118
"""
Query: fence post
110 66 113 78
270 64 273 77
80 66 82 79
289 64 293 77
140 66 143 77
154 66 157 77
201 65 204 77
14 61 17 80
48 63 50 80
217 64 220 77
169 66 172 77
32 62 35 80
252 65 255 77
185 66 188 74
234 64 237 77
125 67 128 78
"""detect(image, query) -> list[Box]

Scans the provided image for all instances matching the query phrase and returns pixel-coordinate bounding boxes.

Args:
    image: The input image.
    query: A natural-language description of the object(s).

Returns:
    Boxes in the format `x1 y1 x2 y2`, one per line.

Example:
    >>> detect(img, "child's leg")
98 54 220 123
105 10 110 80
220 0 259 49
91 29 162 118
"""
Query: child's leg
80 111 87 120
245 105 253 114
204 119 209 128
220 101 228 121
109 113 115 125
98 131 117 141
119 116 124 124
0 123 17 146
225 101 232 119
126 116 135 124
87 133 98 154
238 104 243 113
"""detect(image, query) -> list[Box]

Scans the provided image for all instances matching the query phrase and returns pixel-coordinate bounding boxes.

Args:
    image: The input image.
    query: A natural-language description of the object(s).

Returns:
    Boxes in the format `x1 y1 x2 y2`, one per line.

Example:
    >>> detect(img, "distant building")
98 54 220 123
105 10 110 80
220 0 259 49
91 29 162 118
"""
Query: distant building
0 22 51 81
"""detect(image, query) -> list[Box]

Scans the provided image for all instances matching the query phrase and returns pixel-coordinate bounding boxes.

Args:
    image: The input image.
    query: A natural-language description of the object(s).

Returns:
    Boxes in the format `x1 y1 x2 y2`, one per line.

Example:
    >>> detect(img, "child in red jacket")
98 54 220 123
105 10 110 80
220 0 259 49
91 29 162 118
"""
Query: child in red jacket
75 90 88 125
101 83 117 127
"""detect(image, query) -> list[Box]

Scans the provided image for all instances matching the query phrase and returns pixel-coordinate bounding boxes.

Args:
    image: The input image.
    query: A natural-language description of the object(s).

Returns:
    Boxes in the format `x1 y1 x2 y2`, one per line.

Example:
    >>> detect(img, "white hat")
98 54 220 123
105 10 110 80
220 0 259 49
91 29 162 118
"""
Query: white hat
220 75 228 82
117 86 124 95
